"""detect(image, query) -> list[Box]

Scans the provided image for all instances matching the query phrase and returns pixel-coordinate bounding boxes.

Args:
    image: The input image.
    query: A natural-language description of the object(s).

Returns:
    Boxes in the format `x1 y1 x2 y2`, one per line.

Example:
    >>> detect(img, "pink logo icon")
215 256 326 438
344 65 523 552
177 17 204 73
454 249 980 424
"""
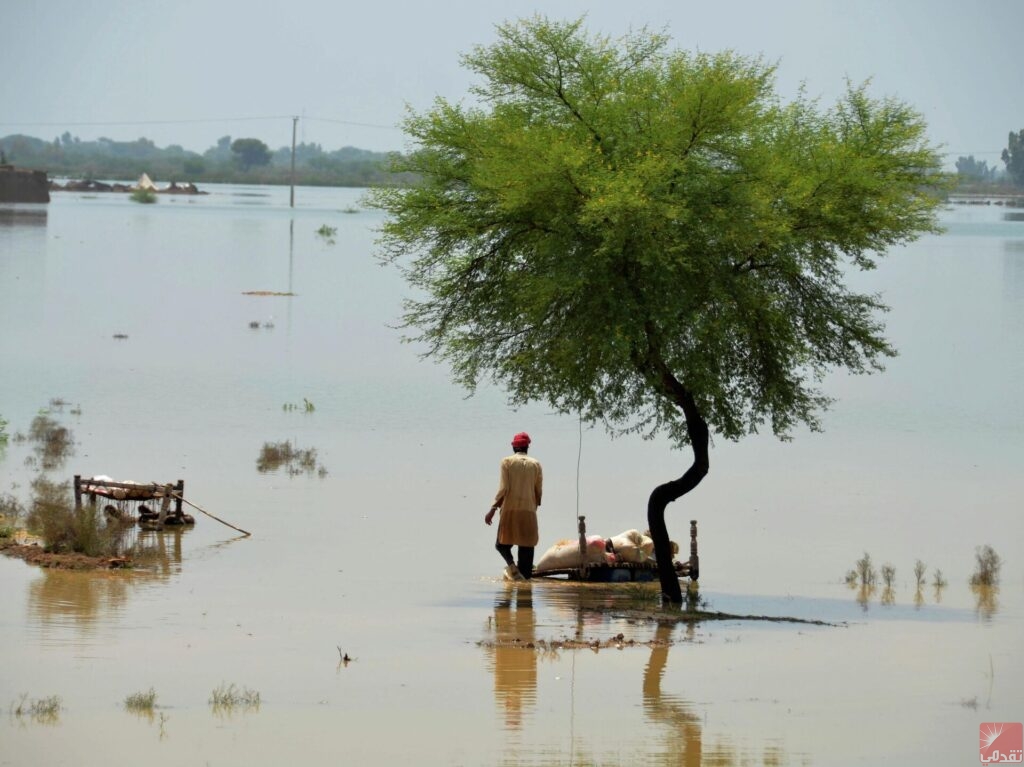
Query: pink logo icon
980 722 1023 763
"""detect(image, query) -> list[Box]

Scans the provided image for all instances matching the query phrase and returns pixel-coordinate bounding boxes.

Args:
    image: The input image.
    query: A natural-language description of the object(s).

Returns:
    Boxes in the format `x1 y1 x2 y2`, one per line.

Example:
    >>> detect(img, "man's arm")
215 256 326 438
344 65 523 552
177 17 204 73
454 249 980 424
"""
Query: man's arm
486 458 509 524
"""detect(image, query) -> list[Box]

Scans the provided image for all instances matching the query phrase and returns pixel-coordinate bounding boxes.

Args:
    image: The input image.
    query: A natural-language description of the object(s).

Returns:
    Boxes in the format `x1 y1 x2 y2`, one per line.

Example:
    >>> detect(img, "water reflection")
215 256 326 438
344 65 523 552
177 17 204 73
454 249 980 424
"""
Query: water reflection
482 585 798 765
29 568 135 630
643 623 703 766
27 528 186 631
854 583 875 611
0 204 48 227
485 585 537 730
1005 240 1024 304
971 584 999 621
851 580 952 611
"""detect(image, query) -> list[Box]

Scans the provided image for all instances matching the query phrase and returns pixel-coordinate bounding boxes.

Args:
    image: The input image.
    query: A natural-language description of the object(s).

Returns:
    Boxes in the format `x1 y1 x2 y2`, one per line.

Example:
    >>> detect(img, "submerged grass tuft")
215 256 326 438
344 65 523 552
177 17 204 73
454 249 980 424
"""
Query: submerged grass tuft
209 683 260 712
257 440 326 477
124 688 157 713
11 693 62 723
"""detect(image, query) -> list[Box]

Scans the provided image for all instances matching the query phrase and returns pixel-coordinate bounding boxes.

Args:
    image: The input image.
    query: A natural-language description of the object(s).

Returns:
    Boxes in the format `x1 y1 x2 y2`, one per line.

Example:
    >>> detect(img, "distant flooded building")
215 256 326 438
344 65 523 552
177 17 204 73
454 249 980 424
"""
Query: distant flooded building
0 163 50 203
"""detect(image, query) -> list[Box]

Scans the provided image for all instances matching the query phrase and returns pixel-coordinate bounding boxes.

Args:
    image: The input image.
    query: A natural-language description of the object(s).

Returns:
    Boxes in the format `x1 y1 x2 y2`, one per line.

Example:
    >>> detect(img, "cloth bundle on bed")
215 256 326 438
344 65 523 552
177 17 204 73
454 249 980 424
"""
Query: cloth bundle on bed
534 529 656 572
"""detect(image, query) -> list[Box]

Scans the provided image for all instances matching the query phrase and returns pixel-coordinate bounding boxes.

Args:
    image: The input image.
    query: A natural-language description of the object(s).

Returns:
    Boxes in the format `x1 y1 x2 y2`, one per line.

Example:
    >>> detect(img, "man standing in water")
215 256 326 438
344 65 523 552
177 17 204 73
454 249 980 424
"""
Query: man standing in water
485 432 543 581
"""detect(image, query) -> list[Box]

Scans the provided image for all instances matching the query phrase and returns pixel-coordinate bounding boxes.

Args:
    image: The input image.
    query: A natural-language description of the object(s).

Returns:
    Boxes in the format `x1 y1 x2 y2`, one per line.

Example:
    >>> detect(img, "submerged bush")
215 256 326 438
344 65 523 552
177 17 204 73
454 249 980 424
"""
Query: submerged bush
130 188 157 204
27 414 74 470
855 553 877 587
913 560 927 589
256 440 326 477
970 545 1001 587
881 564 896 590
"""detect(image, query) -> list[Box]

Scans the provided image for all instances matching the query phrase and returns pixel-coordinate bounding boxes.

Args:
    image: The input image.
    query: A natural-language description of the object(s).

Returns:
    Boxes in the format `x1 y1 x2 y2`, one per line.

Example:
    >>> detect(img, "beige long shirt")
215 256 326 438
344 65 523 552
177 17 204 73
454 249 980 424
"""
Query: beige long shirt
493 452 543 546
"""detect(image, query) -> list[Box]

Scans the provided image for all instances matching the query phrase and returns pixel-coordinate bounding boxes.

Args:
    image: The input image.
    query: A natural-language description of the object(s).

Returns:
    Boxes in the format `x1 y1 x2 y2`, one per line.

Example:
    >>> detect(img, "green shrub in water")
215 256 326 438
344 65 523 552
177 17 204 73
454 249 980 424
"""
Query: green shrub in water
130 188 157 204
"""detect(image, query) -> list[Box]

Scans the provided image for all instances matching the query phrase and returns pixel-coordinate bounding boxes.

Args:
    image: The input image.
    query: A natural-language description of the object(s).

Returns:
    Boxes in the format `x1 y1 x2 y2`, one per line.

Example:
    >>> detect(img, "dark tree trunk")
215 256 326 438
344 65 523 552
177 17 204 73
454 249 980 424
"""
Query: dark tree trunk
645 366 710 604
631 320 711 604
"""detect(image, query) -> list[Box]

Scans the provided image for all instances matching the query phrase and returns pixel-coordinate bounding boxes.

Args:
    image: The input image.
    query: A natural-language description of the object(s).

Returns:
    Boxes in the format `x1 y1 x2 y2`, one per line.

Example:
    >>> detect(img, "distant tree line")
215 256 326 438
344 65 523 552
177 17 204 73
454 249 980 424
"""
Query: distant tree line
4 128 1024 192
954 128 1024 192
0 132 414 187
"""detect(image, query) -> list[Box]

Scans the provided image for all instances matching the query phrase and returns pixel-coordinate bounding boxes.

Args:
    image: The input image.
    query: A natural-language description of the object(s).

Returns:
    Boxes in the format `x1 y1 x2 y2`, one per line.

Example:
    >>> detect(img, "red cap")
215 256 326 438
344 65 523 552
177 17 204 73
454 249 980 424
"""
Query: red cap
511 432 531 449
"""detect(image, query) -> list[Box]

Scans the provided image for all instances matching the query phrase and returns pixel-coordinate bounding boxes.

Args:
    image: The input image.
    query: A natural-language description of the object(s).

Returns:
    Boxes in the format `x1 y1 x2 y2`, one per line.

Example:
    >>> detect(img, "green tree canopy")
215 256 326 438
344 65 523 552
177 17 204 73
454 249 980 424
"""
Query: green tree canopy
1003 129 1024 187
230 137 271 170
369 17 947 602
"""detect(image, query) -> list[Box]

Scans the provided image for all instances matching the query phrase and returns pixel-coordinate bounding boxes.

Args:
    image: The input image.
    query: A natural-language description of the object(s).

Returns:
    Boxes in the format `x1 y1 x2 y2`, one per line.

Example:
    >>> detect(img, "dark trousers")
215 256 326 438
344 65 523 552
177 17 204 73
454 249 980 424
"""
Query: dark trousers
496 541 535 580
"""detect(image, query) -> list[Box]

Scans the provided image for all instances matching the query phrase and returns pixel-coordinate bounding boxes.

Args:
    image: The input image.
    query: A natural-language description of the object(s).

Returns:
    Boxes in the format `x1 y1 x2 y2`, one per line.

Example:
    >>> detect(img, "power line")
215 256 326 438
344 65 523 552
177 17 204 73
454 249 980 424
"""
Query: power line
0 115 403 132
942 150 1004 156
0 116 296 128
304 116 402 131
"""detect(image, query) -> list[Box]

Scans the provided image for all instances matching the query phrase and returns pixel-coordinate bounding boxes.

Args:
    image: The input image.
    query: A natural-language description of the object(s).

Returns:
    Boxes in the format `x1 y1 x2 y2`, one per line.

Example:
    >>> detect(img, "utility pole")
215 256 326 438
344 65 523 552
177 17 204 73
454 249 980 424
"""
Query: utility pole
289 116 298 208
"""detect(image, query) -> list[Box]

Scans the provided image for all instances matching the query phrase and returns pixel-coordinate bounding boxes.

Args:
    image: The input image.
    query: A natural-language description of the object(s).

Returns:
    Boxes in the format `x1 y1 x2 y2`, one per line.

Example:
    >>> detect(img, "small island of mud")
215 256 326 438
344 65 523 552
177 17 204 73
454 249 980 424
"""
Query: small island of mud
0 537 128 570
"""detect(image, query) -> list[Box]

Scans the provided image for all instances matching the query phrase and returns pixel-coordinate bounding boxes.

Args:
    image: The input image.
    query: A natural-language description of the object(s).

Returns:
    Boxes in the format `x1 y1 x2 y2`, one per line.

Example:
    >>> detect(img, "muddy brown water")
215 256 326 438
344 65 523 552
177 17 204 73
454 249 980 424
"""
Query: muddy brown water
1 188 1022 765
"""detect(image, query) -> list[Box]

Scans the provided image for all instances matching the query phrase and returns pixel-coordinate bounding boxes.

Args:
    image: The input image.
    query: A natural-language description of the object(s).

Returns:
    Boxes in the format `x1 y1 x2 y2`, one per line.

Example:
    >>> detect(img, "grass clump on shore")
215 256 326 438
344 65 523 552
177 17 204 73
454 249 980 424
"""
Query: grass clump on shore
0 491 24 537
124 688 158 714
209 683 260 713
24 476 131 557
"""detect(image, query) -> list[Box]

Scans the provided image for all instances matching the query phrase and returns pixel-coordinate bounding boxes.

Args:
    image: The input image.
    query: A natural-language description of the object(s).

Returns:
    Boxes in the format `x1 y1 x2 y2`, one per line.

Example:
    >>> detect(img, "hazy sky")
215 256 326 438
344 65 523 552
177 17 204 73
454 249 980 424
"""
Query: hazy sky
2 0 1020 168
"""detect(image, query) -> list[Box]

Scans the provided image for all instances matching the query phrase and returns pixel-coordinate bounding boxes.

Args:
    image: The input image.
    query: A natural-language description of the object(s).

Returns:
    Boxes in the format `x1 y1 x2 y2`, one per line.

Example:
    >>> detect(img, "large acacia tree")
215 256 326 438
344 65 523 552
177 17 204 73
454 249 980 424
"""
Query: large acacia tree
369 17 947 603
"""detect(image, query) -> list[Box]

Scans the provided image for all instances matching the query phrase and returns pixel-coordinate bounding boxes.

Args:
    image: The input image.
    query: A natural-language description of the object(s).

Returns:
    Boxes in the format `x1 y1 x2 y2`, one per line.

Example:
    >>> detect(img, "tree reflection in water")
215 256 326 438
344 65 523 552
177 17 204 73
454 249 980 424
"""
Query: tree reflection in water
643 622 703 766
971 583 999 621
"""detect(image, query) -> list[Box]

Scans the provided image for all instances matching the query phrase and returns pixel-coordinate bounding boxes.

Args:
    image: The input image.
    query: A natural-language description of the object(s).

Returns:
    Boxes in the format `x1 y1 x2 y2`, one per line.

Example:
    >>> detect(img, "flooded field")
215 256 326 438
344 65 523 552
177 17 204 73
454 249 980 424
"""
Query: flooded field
1 187 1022 765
